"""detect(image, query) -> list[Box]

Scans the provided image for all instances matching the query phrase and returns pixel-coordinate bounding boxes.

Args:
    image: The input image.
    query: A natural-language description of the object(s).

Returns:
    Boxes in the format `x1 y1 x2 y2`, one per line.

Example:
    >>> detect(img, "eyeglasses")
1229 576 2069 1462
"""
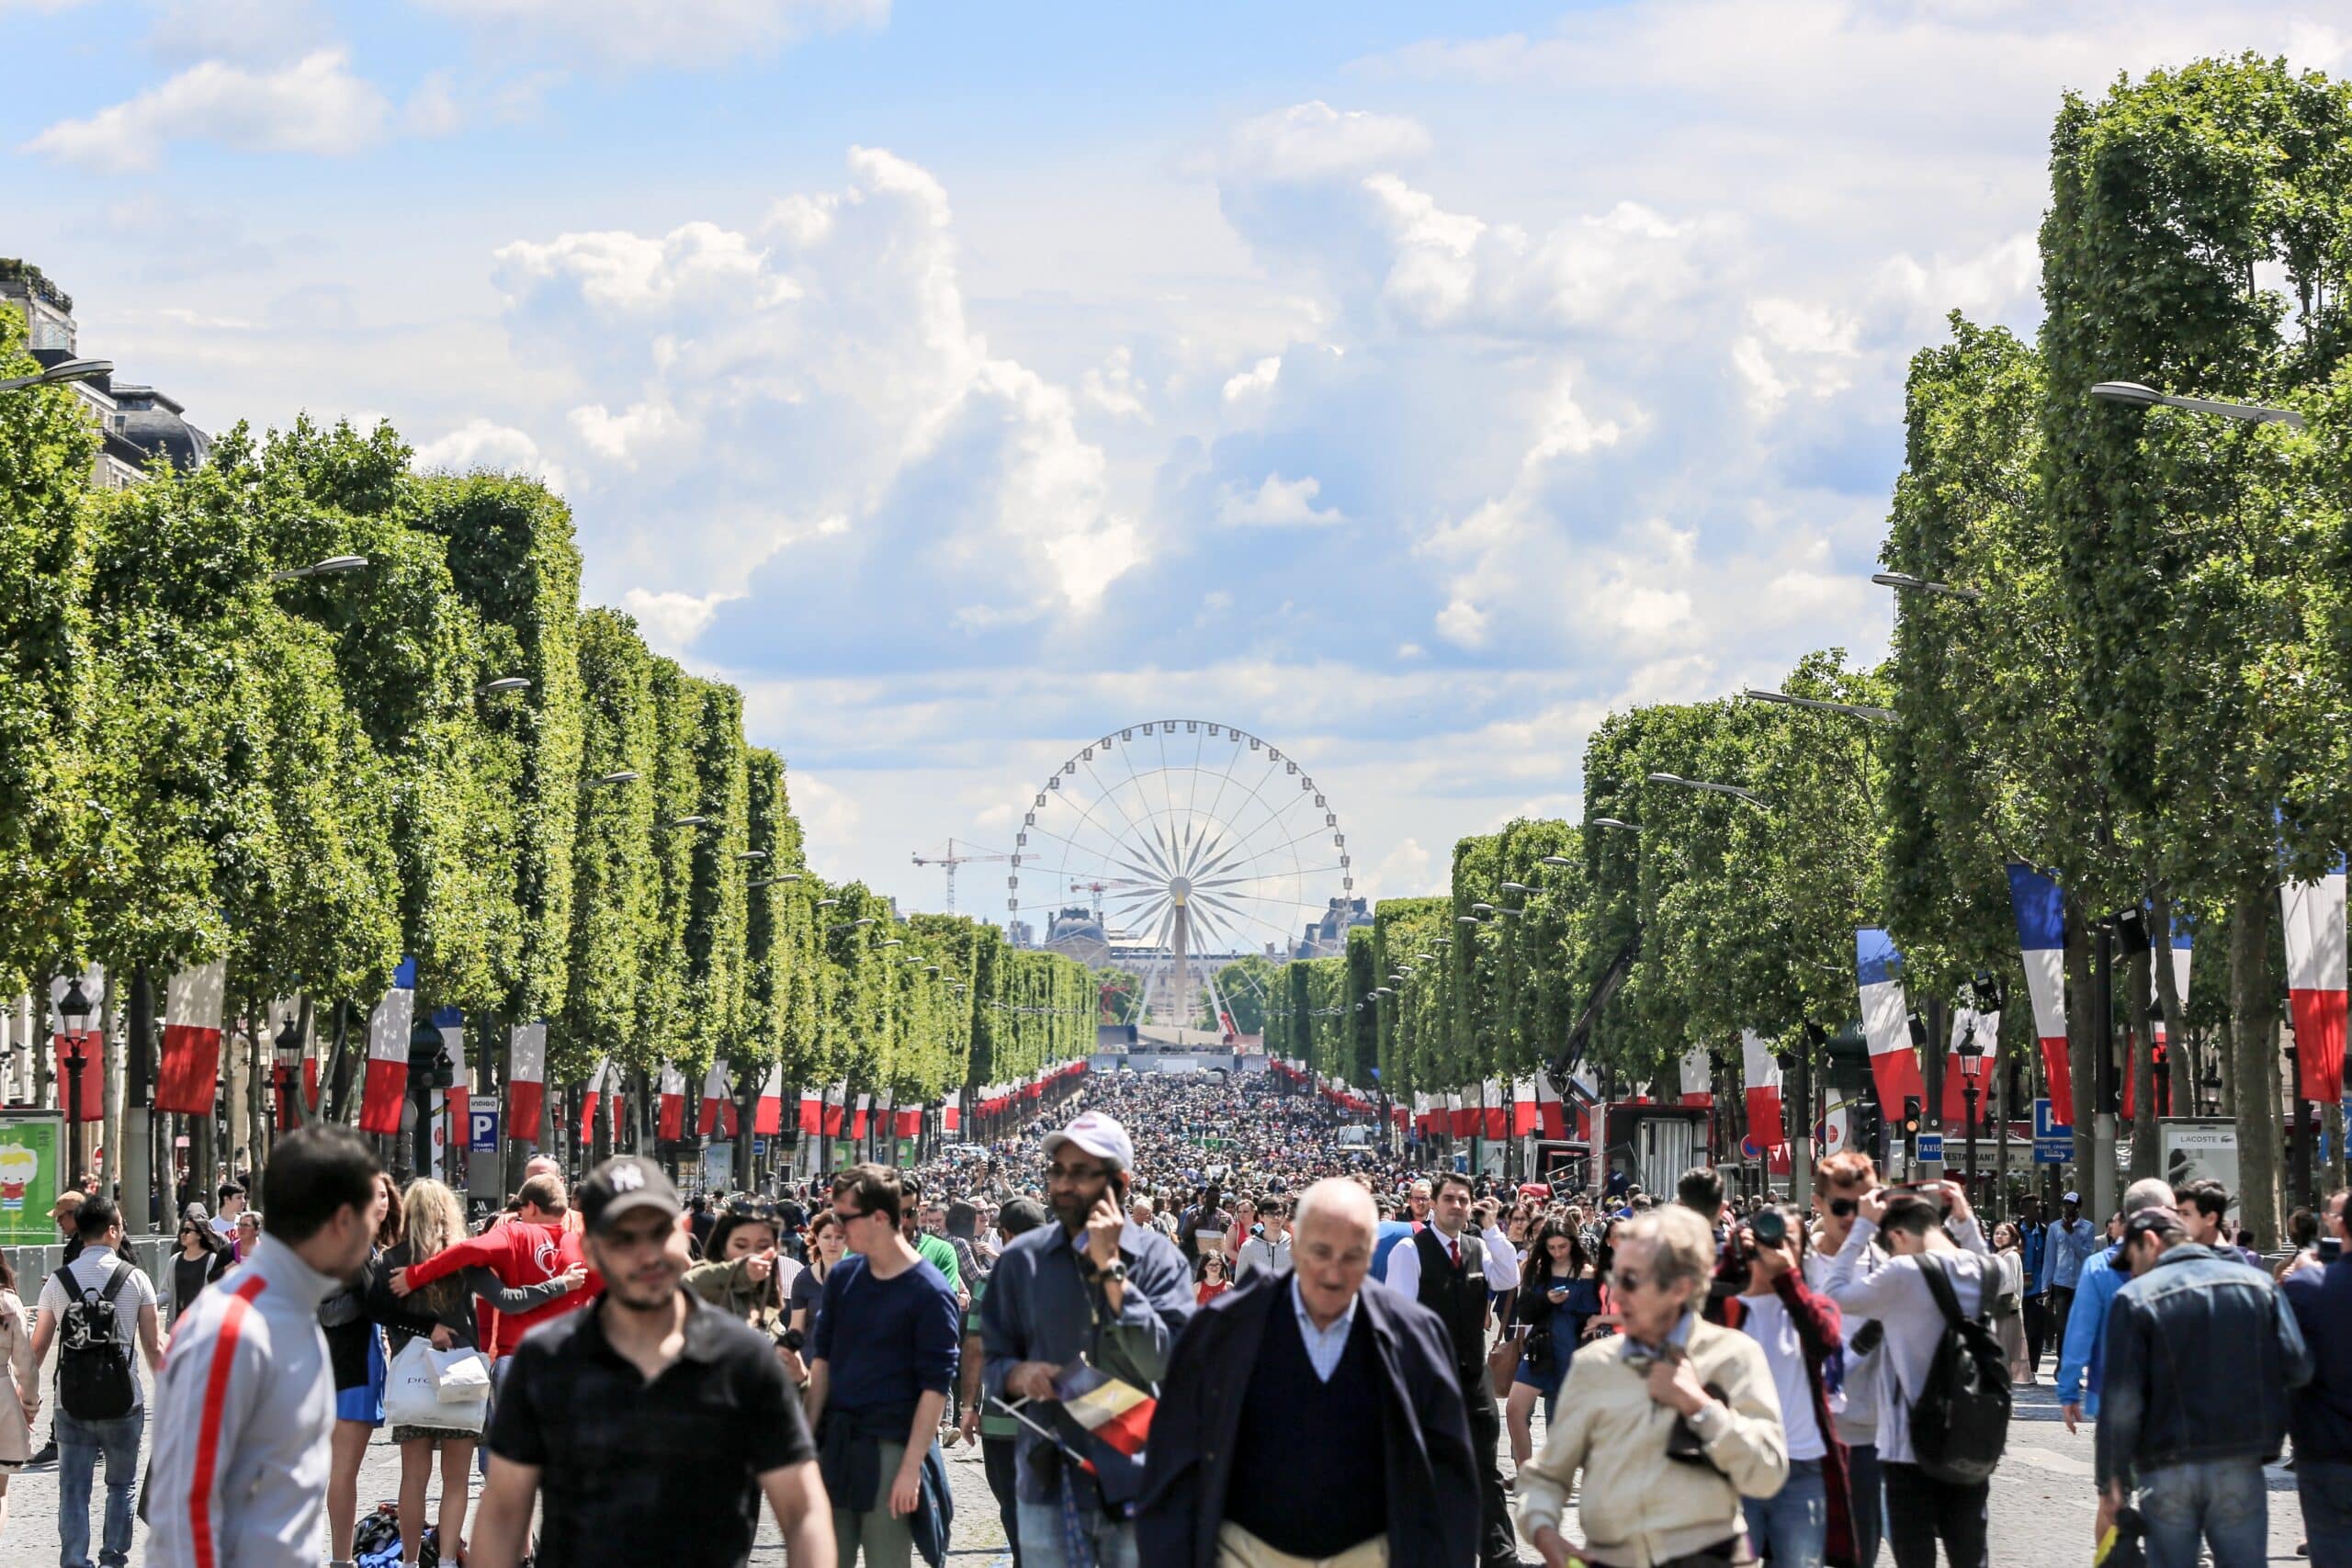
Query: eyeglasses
1611 1269 1649 1292
831 1206 868 1224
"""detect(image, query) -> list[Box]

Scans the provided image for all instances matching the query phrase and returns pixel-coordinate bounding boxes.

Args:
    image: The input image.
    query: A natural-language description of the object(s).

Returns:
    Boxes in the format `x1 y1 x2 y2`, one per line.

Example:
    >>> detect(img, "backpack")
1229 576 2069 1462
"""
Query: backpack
53 1261 138 1421
1905 1251 2010 1485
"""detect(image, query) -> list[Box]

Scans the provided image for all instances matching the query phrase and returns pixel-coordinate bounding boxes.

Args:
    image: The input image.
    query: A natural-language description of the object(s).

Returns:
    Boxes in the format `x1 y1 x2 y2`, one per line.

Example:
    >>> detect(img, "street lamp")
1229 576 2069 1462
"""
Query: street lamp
1456 915 1482 927
1500 882 1534 894
880 939 903 949
1645 772 1770 809
271 554 371 583
0 356 111 394
748 874 803 889
274 1010 307 1126
816 897 841 908
1590 818 1640 832
1471 903 1494 915
1956 1025 1989 1198
57 977 93 1183
659 815 708 829
1741 686 1897 725
1871 571 1983 603
478 677 532 697
588 769 639 787
739 850 768 863
1540 854 1573 867
2090 380 2305 429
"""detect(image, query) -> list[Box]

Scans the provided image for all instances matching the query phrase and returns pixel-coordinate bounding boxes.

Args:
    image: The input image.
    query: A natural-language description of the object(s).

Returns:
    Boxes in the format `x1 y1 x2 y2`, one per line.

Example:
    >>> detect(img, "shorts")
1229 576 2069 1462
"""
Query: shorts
335 1327 388 1426
390 1425 477 1447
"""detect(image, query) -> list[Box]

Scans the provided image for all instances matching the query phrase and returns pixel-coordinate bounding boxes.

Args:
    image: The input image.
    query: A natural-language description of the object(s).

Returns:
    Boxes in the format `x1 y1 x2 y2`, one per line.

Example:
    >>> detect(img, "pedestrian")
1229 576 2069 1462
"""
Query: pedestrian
469 1156 833 1568
210 1182 248 1243
1515 1203 1790 1568
789 1208 848 1364
390 1171 596 1357
686 1203 801 1338
2098 1205 2312 1568
0 1250 33 1542
899 1174 967 1309
1806 1152 1887 1568
369 1177 578 1568
2175 1179 2263 1270
1818 1182 2001 1568
317 1170 401 1568
979 1110 1194 1568
1140 1178 1480 1568
1990 1222 2032 1386
1193 1253 1232 1305
168 1211 232 1327
1233 1196 1289 1281
1505 1218 1601 1470
957 1197 1049 1566
2284 1190 2352 1565
2016 1195 2050 1378
31 1193 165 1568
1724 1207 1850 1568
805 1164 962 1568
2044 1190 2098 1352
2058 1178 2176 1437
1381 1170 1522 1568
232 1211 261 1265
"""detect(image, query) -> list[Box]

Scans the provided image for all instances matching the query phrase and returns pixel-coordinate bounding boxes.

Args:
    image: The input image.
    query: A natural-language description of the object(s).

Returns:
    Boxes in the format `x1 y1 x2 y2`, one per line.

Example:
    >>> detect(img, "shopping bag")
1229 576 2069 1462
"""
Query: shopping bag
385 1339 444 1427
431 1346 492 1404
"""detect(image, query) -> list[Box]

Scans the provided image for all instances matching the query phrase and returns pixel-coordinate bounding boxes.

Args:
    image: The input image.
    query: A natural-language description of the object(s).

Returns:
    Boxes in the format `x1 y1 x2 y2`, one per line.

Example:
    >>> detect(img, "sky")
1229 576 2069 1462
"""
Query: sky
6 0 2348 931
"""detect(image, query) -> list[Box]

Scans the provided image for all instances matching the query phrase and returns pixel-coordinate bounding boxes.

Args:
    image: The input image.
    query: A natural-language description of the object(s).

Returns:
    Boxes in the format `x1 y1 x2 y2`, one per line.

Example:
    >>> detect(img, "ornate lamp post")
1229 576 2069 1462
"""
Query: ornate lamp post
1956 1024 1989 1201
273 1011 307 1134
57 977 94 1185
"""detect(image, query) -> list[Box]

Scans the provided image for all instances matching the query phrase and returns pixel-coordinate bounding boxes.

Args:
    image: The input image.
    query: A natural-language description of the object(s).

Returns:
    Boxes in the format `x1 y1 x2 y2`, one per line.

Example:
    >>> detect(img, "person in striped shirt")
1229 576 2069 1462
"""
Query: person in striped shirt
144 1127 387 1568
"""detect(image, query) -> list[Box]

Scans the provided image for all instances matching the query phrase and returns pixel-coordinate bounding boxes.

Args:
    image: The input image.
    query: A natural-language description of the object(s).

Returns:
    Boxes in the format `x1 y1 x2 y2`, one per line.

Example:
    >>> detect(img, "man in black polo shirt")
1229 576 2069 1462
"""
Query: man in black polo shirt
1381 1169 1521 1568
471 1156 833 1568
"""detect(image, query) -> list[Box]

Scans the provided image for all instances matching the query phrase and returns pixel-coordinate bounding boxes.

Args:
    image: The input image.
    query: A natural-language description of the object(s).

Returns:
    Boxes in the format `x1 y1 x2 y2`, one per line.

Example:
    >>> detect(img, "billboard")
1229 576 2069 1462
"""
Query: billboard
0 1111 64 1246
2160 1118 2240 1229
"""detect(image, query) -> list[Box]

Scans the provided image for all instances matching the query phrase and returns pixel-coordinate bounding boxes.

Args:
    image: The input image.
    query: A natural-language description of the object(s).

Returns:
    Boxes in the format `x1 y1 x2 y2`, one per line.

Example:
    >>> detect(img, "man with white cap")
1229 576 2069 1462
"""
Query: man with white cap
2044 1189 2101 1378
979 1111 1195 1568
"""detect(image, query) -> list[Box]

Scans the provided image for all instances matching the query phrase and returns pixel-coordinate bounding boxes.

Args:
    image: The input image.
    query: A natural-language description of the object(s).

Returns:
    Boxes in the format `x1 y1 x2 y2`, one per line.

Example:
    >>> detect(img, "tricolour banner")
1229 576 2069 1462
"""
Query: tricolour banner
579 1058 607 1145
155 959 228 1115
2282 857 2348 1105
658 1063 687 1142
508 1021 547 1140
357 956 417 1135
1679 1045 1713 1109
2007 863 2074 1125
1857 930 1924 1111
699 1059 734 1137
1741 1030 1784 1150
756 1066 785 1136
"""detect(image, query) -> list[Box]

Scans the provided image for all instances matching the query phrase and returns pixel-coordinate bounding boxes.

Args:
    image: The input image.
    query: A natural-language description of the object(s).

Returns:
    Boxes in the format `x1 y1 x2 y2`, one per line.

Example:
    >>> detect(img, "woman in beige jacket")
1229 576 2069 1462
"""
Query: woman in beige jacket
0 1250 37 1544
1517 1205 1790 1568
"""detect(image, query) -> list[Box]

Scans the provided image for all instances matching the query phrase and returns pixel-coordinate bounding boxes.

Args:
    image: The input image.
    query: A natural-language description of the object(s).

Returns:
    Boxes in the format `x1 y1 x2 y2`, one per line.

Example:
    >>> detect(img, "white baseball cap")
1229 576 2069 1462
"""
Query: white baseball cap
1043 1111 1135 1174
2063 1190 2081 1203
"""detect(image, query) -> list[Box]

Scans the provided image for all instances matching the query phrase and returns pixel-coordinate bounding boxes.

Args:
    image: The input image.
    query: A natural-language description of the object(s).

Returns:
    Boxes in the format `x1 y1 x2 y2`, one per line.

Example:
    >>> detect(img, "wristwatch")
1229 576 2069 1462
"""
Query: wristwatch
1090 1259 1128 1285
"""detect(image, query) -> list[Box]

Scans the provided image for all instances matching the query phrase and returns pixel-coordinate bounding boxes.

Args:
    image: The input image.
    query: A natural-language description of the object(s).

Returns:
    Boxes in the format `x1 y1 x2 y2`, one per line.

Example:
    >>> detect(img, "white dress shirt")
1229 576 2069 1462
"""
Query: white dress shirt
1382 1220 1521 1298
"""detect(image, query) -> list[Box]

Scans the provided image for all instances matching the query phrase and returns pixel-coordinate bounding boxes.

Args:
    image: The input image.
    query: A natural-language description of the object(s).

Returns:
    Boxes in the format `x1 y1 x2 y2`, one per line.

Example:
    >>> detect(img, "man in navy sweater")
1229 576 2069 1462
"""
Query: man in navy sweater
2285 1190 2352 1566
1140 1179 1478 1568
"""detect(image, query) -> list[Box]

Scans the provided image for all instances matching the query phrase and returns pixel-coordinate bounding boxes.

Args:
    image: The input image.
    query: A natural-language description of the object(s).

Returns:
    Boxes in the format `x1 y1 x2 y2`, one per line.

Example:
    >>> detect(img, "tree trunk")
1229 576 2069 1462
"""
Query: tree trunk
2128 939 2157 1181
2228 880 2282 1249
2217 1010 2238 1115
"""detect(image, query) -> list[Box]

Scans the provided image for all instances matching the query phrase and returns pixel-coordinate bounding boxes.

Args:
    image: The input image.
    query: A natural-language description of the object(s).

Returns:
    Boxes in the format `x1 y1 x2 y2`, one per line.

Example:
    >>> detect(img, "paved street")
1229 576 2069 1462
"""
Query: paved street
0 1348 2316 1566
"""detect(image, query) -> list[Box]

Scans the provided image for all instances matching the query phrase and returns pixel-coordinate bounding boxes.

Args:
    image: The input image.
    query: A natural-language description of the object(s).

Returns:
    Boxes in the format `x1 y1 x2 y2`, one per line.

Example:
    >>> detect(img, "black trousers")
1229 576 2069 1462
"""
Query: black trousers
1882 1461 1987 1568
2022 1292 2051 1374
1461 1364 1519 1568
982 1432 1023 1568
2048 1284 2077 1362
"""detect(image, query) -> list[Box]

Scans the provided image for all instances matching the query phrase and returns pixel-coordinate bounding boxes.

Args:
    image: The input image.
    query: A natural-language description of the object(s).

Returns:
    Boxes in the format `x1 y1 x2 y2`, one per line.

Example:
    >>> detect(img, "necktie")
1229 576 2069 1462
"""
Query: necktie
1449 1237 1461 1269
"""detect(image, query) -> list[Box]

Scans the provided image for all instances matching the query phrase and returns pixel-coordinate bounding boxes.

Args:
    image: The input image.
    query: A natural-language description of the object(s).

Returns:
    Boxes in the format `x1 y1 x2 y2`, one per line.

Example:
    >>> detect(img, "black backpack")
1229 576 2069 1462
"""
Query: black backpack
53 1261 138 1421
1905 1252 2010 1485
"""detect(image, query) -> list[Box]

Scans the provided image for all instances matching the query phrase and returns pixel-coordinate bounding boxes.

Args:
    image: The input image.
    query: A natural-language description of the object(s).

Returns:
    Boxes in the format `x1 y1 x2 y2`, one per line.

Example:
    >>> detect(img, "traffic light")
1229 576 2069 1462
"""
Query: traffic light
1853 1097 1883 1156
1900 1095 1923 1137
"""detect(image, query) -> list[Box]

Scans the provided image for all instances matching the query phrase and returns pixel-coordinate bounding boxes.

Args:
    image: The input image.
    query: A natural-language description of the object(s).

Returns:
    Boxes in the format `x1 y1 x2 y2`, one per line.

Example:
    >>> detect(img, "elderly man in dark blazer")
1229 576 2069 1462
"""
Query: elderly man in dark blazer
1139 1178 1480 1568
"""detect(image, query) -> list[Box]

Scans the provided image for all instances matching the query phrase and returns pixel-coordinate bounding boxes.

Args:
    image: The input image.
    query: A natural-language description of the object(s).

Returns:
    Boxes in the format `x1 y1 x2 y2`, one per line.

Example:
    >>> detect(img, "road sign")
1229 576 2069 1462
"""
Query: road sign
2032 1097 2074 1165
468 1094 500 1152
1888 1138 1905 1167
1916 1133 1944 1163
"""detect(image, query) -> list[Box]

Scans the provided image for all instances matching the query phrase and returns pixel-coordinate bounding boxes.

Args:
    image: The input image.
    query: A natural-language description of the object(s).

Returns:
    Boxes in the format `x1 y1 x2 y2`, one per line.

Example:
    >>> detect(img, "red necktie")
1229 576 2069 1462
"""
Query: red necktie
1449 1238 1461 1269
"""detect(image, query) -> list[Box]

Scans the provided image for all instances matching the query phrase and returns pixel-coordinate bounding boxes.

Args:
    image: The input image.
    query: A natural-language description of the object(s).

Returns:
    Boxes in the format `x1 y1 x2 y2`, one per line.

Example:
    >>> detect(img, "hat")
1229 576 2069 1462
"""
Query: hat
577 1156 683 1234
2063 1190 2081 1203
1042 1111 1135 1174
50 1190 83 1217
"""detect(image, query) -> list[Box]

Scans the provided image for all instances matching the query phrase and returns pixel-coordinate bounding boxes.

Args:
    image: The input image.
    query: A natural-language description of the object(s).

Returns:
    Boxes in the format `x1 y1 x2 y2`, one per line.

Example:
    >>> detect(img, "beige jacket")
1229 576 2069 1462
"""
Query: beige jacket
0 1288 32 1465
1515 1315 1789 1568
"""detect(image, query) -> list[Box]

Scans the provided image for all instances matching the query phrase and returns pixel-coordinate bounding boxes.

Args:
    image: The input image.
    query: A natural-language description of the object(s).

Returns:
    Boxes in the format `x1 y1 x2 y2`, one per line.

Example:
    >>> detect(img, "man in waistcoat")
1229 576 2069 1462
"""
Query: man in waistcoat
1139 1179 1477 1568
1382 1169 1522 1568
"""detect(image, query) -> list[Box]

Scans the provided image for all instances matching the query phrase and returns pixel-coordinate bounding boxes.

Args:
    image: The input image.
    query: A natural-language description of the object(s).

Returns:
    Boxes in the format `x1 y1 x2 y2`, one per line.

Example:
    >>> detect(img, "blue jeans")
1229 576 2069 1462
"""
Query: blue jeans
1742 1456 1826 1567
2137 1458 2267 1568
56 1406 143 1568
1016 1498 1140 1568
2299 1459 2352 1568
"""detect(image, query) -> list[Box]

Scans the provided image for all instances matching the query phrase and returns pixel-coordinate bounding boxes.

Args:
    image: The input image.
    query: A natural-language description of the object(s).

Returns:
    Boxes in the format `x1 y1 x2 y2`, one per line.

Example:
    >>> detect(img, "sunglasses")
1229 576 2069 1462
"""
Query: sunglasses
1829 1198 1858 1217
831 1206 868 1224
1611 1268 1650 1292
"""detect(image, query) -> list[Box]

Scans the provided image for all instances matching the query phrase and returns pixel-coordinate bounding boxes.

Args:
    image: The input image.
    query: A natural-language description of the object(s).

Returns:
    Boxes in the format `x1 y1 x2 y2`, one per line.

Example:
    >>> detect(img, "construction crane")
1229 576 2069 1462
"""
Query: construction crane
911 838 1010 912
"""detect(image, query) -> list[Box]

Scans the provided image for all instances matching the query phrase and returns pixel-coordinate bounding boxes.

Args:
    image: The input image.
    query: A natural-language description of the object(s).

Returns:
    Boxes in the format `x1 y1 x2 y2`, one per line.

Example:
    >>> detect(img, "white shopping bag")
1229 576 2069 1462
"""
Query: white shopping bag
432 1346 492 1404
384 1338 446 1428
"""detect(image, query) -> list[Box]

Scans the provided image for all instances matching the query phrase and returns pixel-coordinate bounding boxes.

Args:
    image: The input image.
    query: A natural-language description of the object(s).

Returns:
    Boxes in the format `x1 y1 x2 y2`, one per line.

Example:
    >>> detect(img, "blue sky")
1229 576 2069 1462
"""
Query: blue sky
7 0 2347 929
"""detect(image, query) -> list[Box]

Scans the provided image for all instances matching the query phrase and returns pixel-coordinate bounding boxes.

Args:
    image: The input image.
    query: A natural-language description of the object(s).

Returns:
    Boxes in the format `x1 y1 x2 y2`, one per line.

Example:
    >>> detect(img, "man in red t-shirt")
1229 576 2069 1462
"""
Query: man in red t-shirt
393 1174 599 1355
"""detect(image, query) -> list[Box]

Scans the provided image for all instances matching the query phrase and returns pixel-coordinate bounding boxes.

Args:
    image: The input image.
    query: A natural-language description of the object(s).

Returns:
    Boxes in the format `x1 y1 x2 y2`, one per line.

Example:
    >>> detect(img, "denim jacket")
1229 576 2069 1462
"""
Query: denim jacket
2094 1244 2313 1492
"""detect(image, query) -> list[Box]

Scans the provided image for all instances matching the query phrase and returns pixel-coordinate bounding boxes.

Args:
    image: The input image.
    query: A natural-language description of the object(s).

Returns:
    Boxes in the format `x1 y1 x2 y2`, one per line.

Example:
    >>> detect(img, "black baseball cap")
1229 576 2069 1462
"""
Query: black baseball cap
577 1156 682 1234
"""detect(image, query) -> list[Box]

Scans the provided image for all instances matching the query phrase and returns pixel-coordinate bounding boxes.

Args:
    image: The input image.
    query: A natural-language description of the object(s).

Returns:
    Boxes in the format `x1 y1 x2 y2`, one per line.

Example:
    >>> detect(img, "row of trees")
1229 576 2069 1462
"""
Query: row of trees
1266 56 2352 1245
0 308 1093 1175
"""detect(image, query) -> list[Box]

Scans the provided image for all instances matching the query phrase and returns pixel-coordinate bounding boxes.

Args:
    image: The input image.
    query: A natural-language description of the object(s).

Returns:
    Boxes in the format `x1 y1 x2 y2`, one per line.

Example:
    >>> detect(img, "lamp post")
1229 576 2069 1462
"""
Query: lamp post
273 1010 307 1134
57 977 94 1185
2089 380 2304 429
1645 772 1770 809
0 357 112 394
1871 571 1984 603
1956 1023 1988 1201
1740 686 1897 725
270 554 370 583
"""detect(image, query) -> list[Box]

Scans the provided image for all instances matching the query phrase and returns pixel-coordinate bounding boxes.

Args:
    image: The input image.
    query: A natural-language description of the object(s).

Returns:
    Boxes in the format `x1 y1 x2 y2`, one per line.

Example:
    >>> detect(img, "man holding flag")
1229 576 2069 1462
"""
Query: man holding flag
980 1111 1194 1568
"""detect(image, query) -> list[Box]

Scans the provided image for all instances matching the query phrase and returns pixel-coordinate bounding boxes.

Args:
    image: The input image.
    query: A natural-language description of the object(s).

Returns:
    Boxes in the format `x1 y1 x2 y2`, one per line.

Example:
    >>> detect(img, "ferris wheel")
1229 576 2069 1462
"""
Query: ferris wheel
1007 720 1354 1027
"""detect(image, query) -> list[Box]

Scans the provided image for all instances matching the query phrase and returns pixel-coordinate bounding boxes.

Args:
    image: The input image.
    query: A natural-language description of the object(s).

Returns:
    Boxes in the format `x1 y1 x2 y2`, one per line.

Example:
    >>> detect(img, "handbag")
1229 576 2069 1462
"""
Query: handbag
431 1346 492 1404
385 1338 487 1432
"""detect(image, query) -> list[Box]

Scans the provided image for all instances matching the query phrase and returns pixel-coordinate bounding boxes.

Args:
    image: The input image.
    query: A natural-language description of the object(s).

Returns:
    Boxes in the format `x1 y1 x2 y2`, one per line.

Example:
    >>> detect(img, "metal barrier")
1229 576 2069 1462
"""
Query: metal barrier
3 1235 179 1293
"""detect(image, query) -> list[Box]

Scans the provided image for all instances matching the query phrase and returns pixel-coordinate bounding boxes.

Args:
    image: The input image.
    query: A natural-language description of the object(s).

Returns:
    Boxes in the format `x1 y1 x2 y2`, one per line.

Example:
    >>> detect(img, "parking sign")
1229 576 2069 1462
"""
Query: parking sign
469 1094 500 1152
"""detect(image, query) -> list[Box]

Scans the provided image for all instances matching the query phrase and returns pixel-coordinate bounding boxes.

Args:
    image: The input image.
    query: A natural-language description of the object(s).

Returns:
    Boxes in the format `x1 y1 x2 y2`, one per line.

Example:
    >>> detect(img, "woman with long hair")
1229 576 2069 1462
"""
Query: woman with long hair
1507 1219 1603 1468
1990 1220 2033 1385
687 1205 801 1337
1194 1250 1233 1304
785 1207 846 1378
168 1212 230 1326
0 1250 34 1543
322 1170 402 1568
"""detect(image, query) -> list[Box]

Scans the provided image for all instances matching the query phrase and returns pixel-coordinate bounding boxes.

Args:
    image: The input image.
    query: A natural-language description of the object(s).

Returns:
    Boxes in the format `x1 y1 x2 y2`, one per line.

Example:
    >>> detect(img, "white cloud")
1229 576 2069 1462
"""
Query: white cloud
24 49 386 173
413 417 570 494
619 587 743 654
1225 100 1430 181
417 0 888 66
1222 355 1283 401
1217 473 1346 527
1081 347 1150 422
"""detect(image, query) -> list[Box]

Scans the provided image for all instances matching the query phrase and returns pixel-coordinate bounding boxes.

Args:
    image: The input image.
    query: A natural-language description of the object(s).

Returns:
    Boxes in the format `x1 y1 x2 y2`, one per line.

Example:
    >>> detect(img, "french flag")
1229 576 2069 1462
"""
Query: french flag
823 1083 847 1137
357 957 417 1135
756 1066 785 1136
507 1021 547 1141
799 1086 824 1135
49 967 106 1123
1742 1030 1785 1149
942 1096 960 1134
699 1059 734 1137
1512 1077 1540 1134
435 1007 469 1126
657 1062 687 1141
579 1058 606 1145
1857 930 1924 1112
154 960 228 1115
895 1100 922 1139
1448 1090 1473 1138
2153 917 2192 1055
2282 857 2347 1104
851 1092 872 1140
1482 1077 1510 1139
2007 864 2075 1124
1679 1045 1713 1109
1535 1071 1567 1139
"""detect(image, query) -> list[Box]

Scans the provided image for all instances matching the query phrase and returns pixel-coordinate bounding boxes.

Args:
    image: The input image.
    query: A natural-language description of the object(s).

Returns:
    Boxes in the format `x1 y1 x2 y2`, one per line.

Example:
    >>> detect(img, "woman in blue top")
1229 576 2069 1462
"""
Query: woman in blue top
1506 1217 1603 1470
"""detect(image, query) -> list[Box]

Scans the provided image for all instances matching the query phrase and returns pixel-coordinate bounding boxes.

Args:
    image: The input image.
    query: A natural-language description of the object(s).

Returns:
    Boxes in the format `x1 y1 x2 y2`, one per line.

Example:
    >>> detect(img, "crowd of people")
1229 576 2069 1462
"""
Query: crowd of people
0 1066 2345 1568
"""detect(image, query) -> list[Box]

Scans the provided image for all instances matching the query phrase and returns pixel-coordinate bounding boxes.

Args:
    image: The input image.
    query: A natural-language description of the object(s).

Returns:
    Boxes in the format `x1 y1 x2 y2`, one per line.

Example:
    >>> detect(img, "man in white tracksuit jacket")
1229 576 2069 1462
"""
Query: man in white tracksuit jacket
144 1129 387 1568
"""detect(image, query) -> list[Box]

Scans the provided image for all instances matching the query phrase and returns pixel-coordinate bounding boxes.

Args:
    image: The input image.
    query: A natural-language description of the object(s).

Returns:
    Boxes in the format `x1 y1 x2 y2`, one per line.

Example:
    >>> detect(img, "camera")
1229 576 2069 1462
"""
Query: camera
775 1326 806 1352
1749 1206 1789 1247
